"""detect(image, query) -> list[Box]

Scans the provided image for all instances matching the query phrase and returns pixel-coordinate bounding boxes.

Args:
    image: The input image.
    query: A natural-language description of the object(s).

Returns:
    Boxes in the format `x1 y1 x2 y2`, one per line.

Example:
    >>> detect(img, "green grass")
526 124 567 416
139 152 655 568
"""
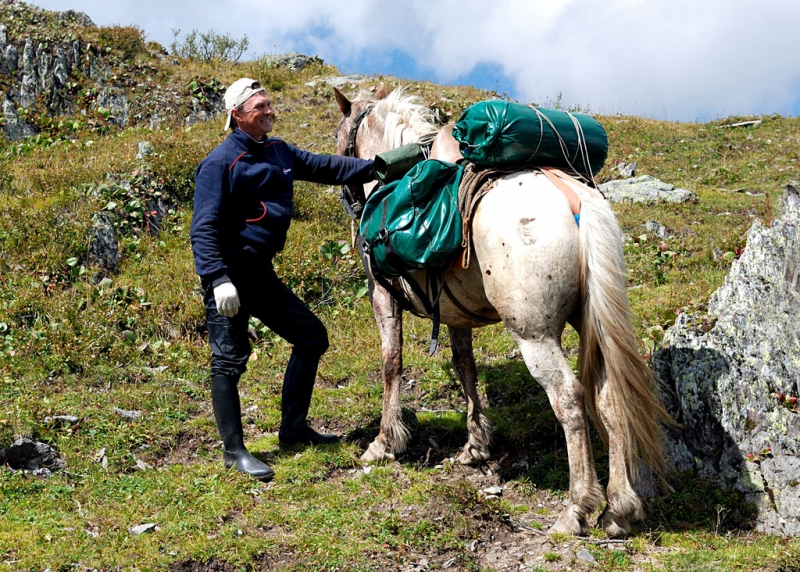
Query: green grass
2 4 800 570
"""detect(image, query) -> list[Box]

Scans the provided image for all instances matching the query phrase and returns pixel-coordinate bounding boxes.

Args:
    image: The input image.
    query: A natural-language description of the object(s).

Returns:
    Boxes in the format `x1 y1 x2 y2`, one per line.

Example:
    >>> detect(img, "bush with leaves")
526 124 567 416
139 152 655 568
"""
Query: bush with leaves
169 28 249 63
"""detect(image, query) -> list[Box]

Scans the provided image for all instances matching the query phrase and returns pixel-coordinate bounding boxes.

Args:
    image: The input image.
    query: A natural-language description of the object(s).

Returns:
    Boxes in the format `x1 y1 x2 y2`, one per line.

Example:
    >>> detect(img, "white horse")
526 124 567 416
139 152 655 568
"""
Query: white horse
334 86 673 538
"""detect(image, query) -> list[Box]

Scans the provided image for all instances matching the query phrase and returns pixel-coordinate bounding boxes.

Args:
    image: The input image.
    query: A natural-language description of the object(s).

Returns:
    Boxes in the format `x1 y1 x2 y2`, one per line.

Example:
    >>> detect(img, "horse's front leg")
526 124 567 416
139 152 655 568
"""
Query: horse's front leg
361 284 409 462
448 326 492 464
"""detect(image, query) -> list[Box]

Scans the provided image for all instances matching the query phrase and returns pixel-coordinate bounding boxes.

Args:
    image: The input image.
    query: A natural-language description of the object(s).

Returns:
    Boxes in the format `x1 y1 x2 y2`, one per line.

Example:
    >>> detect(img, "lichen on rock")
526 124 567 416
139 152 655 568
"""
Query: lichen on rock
653 185 800 535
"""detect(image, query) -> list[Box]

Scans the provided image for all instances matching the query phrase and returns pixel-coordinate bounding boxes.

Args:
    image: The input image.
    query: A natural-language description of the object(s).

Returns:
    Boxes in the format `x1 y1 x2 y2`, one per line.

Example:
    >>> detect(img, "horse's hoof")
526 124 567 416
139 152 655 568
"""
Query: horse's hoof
360 441 395 463
456 443 491 465
598 508 631 539
549 504 589 536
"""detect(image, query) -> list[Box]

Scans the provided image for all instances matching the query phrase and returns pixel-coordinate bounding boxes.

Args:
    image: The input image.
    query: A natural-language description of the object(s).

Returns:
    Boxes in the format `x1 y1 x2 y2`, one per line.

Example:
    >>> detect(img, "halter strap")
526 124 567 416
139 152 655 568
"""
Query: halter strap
343 106 373 158
340 105 374 220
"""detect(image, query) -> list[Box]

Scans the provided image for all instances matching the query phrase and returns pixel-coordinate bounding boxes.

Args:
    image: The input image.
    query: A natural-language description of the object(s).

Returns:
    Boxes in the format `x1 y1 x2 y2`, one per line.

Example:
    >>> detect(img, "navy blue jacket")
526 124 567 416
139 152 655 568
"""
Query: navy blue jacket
191 129 374 286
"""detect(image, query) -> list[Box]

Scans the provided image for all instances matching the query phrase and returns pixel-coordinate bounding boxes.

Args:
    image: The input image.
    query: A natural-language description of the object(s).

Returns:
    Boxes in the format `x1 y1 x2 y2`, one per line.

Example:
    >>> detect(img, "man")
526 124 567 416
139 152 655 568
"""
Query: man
191 78 374 481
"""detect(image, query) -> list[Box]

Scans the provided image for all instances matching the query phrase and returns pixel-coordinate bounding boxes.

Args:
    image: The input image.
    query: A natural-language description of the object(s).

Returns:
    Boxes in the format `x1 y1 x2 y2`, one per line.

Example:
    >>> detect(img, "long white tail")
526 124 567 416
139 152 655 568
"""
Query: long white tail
577 195 674 485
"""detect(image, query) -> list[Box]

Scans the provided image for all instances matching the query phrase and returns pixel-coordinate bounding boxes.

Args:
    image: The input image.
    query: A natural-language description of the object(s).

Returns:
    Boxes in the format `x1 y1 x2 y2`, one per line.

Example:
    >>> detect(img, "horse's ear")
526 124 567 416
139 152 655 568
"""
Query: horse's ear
334 87 351 115
375 83 388 100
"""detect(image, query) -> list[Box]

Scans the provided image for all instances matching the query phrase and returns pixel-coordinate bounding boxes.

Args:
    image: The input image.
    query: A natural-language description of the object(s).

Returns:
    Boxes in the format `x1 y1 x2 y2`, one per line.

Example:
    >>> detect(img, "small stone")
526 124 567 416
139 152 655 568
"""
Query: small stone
135 141 152 159
133 457 150 471
482 485 503 496
113 407 141 420
43 415 81 428
577 548 596 564
129 523 157 536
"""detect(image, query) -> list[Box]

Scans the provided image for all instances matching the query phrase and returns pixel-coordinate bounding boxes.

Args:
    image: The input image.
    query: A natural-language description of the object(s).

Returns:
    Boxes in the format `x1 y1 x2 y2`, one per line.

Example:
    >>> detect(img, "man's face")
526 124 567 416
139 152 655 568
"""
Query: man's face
232 92 273 138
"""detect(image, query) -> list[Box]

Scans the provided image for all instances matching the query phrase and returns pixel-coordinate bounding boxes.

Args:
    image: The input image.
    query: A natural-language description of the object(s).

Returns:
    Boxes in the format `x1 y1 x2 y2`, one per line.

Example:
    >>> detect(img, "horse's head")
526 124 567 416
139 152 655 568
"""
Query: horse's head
334 84 388 161
335 84 440 160
334 85 439 212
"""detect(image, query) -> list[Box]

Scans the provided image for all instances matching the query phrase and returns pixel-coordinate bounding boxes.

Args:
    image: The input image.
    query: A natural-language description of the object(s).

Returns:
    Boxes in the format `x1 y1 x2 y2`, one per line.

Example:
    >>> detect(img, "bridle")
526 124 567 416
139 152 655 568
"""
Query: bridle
340 105 373 219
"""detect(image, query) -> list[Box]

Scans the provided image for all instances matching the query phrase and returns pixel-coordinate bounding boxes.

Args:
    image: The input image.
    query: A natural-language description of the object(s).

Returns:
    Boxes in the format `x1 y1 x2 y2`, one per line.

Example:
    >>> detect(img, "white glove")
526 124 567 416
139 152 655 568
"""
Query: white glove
213 281 240 317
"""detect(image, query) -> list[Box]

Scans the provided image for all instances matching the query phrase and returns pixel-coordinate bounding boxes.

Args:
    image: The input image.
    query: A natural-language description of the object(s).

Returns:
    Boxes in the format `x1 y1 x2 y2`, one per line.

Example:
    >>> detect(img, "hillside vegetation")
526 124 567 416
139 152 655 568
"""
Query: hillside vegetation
1 2 799 570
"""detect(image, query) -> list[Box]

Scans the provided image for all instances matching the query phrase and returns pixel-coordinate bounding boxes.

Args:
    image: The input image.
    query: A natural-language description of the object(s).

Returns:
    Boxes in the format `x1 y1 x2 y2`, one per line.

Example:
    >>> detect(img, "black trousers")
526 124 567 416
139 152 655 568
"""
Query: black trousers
202 255 329 379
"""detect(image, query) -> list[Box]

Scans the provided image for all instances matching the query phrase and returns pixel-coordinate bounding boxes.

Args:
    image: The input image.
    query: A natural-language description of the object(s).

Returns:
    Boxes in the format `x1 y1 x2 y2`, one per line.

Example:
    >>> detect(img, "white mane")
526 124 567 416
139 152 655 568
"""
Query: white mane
359 88 439 148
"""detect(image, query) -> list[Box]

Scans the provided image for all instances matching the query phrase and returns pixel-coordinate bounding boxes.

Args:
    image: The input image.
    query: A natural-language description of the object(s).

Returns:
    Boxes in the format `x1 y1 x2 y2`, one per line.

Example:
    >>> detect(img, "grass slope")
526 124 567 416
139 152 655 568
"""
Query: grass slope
1 5 800 571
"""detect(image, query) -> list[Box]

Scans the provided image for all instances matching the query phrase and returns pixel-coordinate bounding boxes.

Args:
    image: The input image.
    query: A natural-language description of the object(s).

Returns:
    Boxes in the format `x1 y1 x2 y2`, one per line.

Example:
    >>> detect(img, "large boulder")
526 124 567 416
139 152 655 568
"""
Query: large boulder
652 185 800 535
600 175 697 204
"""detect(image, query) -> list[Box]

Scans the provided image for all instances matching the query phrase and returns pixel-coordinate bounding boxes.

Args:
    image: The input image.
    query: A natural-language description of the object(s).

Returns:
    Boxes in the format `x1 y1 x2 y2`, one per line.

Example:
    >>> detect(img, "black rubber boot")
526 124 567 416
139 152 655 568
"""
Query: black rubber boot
211 374 275 482
278 351 339 447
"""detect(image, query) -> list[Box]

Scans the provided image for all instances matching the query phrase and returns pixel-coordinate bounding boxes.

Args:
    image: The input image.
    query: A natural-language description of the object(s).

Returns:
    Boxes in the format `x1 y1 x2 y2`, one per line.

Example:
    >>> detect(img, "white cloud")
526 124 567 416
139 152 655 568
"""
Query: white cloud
28 0 800 120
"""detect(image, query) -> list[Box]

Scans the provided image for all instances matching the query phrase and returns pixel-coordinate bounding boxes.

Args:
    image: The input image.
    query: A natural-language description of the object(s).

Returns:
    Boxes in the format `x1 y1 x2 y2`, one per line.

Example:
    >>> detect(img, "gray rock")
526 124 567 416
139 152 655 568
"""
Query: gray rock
43 415 81 428
645 220 671 238
72 40 81 68
576 548 597 564
58 9 95 28
95 88 130 128
128 523 157 536
3 98 34 140
4 43 18 73
653 185 800 536
135 141 153 160
618 161 637 178
599 175 698 204
307 75 374 89
19 38 37 108
113 407 142 420
3 437 66 475
88 212 120 275
259 52 320 72
53 46 69 86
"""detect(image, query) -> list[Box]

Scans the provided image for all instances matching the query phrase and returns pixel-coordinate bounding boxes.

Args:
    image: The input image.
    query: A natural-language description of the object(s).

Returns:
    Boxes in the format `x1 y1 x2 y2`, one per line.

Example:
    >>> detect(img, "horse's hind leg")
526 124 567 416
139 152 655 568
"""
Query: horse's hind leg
513 334 605 536
361 284 409 462
448 326 492 465
595 381 644 538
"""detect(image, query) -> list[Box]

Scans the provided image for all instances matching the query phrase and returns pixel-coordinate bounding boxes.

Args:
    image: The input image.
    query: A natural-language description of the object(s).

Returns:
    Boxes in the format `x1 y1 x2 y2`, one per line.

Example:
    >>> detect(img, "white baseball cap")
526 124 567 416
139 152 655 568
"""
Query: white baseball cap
224 78 265 130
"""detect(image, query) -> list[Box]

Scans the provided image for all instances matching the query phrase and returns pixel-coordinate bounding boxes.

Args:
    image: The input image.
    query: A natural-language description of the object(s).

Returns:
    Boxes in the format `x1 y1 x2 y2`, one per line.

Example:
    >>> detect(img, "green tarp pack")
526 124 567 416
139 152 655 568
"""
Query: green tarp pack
360 159 463 277
373 143 427 185
452 100 608 176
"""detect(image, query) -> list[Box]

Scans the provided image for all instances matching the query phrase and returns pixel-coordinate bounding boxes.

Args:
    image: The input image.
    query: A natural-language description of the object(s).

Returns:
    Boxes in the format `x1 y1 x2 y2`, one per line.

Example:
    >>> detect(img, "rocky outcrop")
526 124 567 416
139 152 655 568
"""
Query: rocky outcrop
0 1 224 136
260 52 321 71
0 3 327 139
652 185 800 535
600 175 698 204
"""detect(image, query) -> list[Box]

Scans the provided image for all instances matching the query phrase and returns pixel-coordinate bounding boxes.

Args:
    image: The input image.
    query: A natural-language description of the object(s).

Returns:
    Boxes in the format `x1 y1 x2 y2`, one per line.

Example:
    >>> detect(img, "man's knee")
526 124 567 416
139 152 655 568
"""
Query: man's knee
210 359 247 379
206 311 250 377
297 325 329 358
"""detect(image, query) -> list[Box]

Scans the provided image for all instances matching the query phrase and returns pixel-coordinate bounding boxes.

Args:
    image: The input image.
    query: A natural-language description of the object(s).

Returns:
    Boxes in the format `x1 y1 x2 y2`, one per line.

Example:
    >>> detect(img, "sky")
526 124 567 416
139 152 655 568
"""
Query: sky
27 0 800 122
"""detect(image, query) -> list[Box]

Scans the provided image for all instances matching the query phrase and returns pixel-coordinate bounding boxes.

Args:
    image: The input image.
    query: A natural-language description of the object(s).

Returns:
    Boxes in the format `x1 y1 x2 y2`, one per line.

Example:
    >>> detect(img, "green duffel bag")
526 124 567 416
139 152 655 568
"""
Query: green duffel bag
360 159 463 277
452 100 608 176
373 143 427 185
